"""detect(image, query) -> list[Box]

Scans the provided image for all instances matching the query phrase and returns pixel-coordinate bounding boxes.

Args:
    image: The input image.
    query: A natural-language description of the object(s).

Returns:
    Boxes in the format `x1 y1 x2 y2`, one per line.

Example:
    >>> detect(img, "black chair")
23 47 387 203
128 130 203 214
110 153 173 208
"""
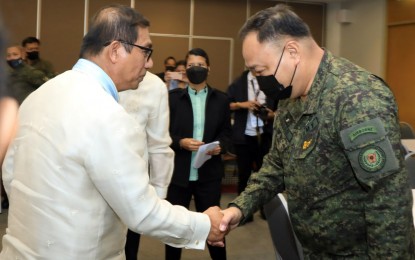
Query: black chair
263 194 304 260
404 152 415 228
405 152 415 189
400 121 415 139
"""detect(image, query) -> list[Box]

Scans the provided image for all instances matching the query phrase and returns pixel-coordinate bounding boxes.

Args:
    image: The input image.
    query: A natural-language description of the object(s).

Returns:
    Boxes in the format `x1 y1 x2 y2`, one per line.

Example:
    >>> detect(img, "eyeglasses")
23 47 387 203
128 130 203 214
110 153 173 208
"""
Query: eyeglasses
104 39 153 62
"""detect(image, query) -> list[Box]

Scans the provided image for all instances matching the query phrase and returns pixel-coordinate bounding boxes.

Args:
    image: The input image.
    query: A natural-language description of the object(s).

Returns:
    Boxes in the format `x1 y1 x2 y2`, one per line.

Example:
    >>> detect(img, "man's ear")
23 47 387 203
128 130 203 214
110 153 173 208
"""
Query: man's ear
286 40 300 64
107 41 123 64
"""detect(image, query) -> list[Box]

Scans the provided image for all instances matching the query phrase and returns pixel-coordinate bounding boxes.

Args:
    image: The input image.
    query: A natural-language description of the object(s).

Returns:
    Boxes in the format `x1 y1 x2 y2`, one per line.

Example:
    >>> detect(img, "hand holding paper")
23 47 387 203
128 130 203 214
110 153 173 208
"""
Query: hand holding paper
193 141 220 168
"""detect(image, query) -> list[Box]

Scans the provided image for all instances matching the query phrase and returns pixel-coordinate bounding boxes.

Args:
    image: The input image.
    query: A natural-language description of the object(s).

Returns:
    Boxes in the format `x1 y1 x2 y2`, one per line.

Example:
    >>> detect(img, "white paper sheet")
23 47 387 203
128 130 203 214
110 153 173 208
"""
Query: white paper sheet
193 141 220 169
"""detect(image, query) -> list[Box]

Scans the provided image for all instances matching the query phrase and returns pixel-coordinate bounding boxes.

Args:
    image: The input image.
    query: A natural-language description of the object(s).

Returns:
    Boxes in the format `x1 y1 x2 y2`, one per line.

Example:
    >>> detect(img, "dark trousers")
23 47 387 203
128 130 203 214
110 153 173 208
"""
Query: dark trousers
125 229 141 260
234 134 271 194
165 180 226 260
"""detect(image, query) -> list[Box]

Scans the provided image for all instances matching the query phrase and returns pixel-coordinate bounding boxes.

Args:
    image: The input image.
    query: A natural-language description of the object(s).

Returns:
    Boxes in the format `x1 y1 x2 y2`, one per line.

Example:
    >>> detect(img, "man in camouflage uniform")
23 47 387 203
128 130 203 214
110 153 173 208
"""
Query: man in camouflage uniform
218 4 415 258
22 36 56 79
6 44 47 104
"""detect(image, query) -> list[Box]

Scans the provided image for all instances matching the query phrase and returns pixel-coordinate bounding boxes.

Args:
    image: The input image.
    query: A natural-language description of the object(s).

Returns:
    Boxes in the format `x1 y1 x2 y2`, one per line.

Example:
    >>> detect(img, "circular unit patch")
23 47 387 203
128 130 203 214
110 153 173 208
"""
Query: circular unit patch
358 145 386 172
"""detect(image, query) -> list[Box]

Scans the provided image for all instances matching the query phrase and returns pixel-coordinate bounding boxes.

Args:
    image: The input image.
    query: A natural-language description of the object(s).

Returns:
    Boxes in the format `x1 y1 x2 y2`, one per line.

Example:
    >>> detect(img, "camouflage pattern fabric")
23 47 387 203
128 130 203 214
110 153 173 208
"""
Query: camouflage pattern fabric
8 63 47 104
231 50 415 258
30 58 55 79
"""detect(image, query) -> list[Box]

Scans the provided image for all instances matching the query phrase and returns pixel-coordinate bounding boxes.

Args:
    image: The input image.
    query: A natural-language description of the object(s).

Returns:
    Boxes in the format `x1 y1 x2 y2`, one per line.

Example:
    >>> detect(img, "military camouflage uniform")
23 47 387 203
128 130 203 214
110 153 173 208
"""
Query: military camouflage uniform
231 50 415 258
29 58 55 79
8 63 48 104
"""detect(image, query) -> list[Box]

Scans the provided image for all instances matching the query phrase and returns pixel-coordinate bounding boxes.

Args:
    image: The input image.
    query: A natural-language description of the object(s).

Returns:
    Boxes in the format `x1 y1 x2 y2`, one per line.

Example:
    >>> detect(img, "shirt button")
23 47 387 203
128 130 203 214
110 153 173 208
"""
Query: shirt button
195 240 199 245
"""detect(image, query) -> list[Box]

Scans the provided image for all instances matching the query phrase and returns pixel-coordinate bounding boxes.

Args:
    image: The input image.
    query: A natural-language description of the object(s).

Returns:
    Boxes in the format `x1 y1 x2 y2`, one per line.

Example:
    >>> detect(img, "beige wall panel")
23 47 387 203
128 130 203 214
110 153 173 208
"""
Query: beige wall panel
387 0 415 128
42 0 85 73
0 0 37 44
135 0 190 35
388 0 415 24
192 38 230 92
193 0 245 38
134 0 191 72
0 0 325 90
148 36 189 75
386 24 415 128
193 0 246 83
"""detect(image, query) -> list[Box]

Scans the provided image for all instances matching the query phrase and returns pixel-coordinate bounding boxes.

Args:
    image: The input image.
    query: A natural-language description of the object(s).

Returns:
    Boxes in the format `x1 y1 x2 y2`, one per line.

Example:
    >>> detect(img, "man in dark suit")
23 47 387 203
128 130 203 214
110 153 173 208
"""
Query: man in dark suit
167 48 231 260
226 70 276 221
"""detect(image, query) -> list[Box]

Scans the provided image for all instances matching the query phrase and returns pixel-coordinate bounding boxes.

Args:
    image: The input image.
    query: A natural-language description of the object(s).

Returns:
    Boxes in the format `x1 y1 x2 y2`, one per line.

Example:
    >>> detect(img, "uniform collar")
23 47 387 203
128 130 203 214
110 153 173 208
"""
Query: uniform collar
279 50 331 123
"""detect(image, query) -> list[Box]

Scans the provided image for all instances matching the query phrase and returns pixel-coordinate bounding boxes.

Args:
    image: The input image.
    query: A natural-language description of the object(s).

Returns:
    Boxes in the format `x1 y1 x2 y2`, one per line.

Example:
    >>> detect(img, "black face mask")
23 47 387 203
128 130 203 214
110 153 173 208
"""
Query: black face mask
7 58 24 69
26 51 39 60
256 47 297 101
186 66 208 84
165 66 176 72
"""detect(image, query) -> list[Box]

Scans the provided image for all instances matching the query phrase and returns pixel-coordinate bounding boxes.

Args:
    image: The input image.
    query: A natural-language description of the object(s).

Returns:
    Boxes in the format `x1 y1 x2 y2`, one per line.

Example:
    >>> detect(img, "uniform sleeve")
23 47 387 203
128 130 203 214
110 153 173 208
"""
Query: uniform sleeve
27 68 48 88
147 79 174 199
230 126 285 222
43 60 56 79
337 75 414 257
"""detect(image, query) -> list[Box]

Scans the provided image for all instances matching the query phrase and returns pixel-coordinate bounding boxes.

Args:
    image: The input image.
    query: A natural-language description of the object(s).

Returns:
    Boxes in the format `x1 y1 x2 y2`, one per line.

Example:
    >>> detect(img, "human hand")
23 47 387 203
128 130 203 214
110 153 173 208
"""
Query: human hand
220 207 242 232
179 138 204 151
206 145 221 156
180 72 189 83
164 71 173 82
203 206 227 247
239 100 261 111
207 206 243 247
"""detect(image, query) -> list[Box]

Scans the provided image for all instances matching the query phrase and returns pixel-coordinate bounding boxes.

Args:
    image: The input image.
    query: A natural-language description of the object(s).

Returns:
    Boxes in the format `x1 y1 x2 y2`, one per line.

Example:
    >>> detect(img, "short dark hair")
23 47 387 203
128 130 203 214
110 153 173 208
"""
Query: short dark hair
22 36 40 47
239 4 311 45
175 60 186 67
79 4 150 58
164 56 176 65
185 48 210 66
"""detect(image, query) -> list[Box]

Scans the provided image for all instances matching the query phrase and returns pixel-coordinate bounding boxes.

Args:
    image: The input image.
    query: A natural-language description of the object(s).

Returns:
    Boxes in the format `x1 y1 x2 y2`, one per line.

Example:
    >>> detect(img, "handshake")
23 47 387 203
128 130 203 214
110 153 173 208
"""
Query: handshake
203 206 244 247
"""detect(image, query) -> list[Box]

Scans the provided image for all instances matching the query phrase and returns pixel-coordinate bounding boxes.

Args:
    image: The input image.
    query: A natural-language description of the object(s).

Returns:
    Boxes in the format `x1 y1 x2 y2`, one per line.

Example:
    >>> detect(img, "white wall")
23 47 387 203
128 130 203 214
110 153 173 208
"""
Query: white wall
325 0 386 77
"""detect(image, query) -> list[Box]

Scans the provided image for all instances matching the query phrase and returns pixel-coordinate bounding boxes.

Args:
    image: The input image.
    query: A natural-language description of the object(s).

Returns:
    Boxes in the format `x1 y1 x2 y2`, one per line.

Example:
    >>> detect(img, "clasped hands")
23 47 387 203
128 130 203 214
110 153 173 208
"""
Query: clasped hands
202 206 243 247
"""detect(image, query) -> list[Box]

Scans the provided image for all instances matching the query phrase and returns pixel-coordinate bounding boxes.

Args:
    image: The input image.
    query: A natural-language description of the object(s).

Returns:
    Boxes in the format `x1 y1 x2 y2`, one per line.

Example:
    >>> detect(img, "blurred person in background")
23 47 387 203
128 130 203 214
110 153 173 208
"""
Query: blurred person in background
6 44 48 105
156 55 176 82
22 36 56 79
165 59 188 90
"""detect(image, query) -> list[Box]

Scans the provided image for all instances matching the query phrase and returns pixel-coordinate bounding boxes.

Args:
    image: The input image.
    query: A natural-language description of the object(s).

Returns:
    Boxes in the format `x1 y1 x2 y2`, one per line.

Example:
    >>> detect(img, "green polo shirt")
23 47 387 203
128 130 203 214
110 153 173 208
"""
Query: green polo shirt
188 86 207 181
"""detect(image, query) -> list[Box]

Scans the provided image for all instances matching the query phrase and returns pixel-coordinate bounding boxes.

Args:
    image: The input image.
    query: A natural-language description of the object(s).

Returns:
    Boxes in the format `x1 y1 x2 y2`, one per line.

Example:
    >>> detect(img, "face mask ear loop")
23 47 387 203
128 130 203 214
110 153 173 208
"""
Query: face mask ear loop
273 46 286 76
289 64 298 86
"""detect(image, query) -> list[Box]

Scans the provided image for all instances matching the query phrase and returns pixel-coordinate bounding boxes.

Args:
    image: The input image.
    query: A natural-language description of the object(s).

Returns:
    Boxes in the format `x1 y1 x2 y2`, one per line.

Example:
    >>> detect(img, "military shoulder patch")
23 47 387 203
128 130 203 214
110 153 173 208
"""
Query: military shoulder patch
358 145 386 172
